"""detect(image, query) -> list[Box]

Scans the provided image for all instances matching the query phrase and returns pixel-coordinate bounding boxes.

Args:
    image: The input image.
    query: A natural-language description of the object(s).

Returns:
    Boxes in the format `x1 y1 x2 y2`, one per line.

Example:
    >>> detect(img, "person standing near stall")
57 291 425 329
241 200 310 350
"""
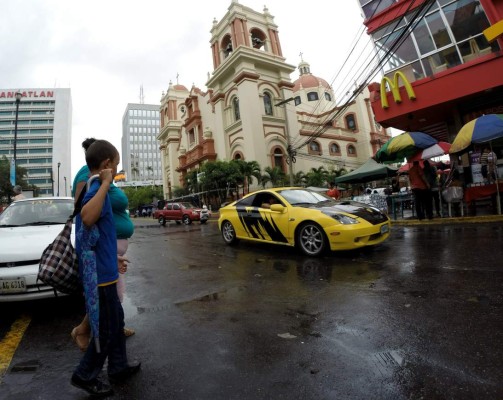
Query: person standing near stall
481 145 498 183
409 161 432 220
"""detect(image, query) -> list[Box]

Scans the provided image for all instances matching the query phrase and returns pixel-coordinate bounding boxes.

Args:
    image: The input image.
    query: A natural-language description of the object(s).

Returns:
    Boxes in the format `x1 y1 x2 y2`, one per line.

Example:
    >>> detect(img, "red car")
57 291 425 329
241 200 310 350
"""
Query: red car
153 202 201 225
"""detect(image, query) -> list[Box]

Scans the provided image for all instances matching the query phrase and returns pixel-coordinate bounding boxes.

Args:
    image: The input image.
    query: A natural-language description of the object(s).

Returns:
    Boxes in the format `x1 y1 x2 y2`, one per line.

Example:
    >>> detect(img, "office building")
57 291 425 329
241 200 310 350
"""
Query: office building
121 103 161 184
0 88 72 196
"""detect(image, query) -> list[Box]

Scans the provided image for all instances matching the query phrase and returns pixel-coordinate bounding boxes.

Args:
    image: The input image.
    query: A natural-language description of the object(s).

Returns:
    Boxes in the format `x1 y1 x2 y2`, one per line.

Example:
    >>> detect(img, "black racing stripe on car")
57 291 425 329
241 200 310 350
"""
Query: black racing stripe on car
236 207 288 243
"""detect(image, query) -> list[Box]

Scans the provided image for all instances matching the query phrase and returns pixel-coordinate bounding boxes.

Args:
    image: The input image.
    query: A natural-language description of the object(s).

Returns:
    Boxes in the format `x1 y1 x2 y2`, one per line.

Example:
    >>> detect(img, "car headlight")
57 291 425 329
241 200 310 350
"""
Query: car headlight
323 212 359 224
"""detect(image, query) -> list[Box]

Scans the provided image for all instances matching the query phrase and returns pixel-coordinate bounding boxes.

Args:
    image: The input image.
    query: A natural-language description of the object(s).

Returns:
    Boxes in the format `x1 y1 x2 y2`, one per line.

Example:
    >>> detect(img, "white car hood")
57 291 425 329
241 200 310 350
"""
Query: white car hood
0 224 76 263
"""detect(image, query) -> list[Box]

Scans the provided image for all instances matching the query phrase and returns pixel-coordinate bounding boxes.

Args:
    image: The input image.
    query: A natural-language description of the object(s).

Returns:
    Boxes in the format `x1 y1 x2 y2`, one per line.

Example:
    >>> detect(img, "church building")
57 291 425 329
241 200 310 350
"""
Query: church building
157 1 390 198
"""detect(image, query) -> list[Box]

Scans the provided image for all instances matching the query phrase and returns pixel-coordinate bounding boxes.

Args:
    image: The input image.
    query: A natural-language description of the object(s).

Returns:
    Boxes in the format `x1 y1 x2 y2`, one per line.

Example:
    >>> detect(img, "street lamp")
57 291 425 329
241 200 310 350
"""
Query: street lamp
10 91 22 186
64 176 67 196
57 162 61 196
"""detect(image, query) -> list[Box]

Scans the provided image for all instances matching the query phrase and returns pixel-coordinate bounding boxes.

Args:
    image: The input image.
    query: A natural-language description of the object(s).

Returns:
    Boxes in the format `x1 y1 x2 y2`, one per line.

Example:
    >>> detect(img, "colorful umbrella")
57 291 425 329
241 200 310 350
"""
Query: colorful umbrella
449 114 503 153
77 224 101 353
449 114 503 215
375 132 438 163
408 142 451 162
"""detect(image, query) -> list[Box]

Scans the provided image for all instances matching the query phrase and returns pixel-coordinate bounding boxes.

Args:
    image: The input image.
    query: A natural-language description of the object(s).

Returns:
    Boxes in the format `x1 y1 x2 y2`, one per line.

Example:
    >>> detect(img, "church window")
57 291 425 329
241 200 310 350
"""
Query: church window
347 145 357 156
273 148 284 170
330 143 340 155
263 92 273 115
309 141 321 154
307 92 319 101
324 92 332 101
294 96 301 106
345 114 357 130
233 97 241 121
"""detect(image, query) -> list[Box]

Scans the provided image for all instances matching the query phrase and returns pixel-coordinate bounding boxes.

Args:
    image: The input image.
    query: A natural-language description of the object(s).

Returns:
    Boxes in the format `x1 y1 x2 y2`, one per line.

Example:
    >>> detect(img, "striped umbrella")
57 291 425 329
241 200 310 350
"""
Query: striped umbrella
449 114 503 153
408 142 451 162
375 132 438 163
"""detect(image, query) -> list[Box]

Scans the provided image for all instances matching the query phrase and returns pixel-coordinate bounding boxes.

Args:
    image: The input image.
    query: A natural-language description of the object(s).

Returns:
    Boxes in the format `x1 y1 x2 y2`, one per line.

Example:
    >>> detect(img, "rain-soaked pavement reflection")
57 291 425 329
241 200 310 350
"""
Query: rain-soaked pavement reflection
1 221 502 399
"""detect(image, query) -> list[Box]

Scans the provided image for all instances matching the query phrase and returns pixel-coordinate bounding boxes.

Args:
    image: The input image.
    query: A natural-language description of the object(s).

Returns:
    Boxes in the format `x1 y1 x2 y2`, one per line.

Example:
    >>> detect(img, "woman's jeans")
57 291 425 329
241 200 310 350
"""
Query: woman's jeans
74 283 128 381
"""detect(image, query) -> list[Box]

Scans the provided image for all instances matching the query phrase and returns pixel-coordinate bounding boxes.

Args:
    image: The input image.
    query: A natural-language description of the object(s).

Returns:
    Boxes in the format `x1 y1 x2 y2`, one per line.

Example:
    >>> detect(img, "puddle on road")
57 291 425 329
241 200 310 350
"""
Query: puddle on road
175 286 247 305
292 257 382 284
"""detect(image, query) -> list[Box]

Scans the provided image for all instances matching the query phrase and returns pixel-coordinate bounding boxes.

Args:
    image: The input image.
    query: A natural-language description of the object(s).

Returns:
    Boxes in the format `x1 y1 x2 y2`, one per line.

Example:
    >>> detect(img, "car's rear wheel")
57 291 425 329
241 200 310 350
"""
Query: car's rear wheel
158 216 166 226
296 222 327 257
182 215 191 225
221 220 239 245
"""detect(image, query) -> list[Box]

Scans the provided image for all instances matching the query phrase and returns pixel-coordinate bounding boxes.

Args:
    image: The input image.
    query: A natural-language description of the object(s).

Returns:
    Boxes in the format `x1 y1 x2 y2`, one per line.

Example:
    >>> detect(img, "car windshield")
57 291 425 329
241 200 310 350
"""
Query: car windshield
0 199 74 227
278 189 332 205
181 202 197 209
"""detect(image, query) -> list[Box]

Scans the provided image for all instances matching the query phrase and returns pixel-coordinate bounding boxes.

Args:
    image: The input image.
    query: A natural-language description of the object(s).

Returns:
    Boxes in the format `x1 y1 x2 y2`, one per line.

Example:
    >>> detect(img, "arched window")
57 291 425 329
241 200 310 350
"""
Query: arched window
233 97 240 121
329 142 340 155
273 148 284 170
345 114 357 130
324 92 332 101
307 92 319 101
294 96 301 106
222 35 233 59
234 153 242 160
263 92 273 115
308 141 321 155
347 145 357 156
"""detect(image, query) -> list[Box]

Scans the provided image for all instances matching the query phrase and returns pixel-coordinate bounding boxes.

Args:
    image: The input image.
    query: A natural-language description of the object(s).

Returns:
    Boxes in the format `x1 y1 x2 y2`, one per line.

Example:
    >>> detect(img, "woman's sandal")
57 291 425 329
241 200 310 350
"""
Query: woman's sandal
124 327 136 337
71 327 90 352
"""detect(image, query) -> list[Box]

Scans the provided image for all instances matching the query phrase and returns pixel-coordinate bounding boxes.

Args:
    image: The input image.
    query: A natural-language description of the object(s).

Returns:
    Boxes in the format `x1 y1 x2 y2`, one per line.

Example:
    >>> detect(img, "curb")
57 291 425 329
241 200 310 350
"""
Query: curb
391 215 503 226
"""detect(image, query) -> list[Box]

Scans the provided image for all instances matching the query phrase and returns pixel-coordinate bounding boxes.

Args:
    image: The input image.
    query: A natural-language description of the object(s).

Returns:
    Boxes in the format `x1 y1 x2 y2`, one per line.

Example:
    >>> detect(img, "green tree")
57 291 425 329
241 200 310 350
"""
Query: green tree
229 159 263 196
261 166 286 188
123 186 164 211
293 171 307 186
0 156 32 202
200 160 241 203
305 166 328 187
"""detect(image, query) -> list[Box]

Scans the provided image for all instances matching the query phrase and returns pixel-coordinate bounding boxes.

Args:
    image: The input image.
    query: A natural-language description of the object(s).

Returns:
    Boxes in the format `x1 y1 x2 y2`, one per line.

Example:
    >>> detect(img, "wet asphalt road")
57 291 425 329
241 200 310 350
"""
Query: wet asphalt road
1 219 503 399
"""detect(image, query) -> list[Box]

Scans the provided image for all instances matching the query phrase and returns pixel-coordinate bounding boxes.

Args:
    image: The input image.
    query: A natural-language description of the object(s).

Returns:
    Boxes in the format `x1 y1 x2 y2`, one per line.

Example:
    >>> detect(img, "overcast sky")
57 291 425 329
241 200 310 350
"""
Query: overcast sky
0 0 370 177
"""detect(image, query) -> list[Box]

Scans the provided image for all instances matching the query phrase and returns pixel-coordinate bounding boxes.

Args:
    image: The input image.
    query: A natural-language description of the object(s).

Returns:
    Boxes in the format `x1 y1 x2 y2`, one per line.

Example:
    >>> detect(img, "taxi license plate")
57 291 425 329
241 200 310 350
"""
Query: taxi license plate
380 224 389 234
0 278 27 294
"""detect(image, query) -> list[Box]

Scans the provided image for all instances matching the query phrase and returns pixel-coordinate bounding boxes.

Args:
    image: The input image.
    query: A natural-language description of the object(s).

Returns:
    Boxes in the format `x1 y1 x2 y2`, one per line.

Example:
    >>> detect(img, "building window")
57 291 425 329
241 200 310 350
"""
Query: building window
273 148 284 170
308 141 321 155
360 0 397 20
222 35 233 58
345 114 357 130
233 97 240 121
263 92 273 115
372 0 496 81
347 145 357 156
294 96 301 106
307 92 319 101
329 142 341 155
324 92 332 101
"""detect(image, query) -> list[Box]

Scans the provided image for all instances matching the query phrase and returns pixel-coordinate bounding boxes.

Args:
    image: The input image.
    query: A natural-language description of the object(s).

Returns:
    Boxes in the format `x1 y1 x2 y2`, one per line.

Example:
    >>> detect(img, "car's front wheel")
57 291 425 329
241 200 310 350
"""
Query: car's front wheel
221 220 239 245
158 216 166 226
182 215 192 225
296 222 327 257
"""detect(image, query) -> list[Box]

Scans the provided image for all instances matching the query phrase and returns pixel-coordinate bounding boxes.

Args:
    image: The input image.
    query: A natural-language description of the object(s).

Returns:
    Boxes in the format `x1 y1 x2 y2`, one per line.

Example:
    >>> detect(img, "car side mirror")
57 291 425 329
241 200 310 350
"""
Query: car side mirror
270 204 286 212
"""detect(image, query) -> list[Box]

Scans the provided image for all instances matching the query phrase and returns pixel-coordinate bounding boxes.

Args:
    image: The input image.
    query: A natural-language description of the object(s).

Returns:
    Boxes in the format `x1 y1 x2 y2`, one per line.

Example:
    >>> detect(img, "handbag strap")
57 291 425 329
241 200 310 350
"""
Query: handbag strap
70 182 88 219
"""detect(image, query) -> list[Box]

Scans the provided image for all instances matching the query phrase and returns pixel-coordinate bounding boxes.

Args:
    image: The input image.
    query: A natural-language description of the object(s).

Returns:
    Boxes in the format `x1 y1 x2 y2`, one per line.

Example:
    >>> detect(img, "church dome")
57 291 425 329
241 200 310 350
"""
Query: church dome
292 60 331 92
173 84 188 91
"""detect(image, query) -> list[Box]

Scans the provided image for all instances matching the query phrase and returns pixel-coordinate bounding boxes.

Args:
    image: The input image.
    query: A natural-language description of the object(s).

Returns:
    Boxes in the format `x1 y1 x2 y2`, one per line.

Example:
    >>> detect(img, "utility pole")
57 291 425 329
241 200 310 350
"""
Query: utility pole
275 97 296 186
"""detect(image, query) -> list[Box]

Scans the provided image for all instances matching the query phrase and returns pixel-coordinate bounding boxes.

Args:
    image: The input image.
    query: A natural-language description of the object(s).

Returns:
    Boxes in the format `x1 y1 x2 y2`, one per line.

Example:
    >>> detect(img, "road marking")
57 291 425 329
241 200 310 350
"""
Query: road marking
0 314 31 382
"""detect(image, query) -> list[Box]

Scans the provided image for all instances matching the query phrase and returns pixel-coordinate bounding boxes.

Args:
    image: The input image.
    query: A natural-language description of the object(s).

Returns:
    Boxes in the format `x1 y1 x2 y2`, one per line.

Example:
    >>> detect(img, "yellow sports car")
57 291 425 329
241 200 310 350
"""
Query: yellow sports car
218 187 390 257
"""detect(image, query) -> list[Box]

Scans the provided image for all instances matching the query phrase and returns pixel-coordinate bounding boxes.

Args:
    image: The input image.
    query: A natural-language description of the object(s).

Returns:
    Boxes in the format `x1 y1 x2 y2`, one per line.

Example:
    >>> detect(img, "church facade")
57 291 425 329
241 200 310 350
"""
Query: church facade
157 1 390 199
